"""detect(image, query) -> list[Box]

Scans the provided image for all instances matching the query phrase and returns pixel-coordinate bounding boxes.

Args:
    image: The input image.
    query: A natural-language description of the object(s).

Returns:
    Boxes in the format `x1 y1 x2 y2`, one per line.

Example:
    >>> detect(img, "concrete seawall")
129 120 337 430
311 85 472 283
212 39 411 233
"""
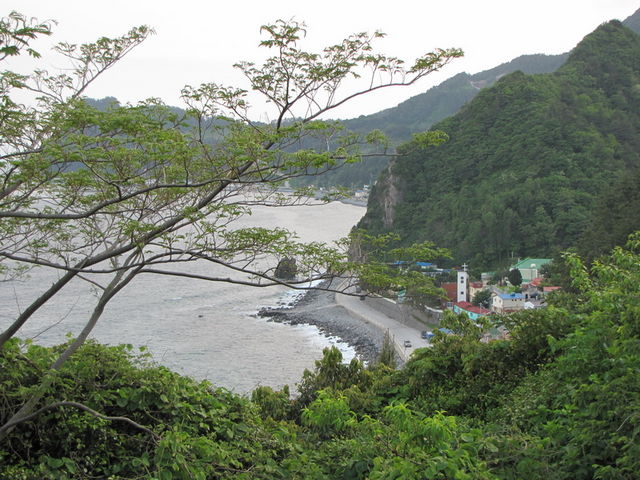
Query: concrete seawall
335 291 442 362
364 296 442 329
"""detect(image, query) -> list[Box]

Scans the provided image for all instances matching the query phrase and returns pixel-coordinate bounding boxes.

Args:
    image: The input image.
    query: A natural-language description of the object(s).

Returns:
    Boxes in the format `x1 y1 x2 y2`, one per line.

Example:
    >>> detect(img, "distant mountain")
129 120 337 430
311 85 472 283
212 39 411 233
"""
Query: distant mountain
358 20 640 268
292 7 640 189
344 53 568 140
289 53 568 189
623 5 640 32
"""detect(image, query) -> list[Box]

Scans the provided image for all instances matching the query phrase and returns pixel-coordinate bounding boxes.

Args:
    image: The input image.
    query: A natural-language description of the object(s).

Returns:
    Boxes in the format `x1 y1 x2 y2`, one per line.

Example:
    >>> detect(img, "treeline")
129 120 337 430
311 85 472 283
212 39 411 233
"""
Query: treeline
2 233 639 478
360 21 640 268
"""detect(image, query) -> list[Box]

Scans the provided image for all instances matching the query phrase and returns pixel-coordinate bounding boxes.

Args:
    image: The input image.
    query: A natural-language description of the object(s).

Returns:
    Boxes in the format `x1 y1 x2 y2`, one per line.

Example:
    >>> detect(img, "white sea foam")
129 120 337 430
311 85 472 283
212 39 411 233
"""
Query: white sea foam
275 278 325 309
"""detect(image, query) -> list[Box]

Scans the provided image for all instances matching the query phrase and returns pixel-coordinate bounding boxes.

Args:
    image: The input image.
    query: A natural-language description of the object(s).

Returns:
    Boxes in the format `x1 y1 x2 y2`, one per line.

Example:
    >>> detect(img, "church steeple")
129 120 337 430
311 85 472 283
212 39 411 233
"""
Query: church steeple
457 263 469 302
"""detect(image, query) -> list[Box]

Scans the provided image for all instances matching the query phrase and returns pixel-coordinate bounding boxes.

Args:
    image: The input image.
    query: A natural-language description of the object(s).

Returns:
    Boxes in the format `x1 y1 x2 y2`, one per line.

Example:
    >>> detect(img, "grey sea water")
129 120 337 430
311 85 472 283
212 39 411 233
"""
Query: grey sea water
0 201 364 394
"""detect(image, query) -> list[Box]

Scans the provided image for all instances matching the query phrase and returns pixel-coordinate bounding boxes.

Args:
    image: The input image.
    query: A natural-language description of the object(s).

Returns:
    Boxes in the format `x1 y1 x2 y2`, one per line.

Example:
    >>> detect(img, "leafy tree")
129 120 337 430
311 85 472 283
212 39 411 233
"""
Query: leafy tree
507 268 523 287
295 347 370 410
251 385 292 422
349 229 450 309
301 389 354 439
0 13 461 439
472 288 492 308
377 329 397 368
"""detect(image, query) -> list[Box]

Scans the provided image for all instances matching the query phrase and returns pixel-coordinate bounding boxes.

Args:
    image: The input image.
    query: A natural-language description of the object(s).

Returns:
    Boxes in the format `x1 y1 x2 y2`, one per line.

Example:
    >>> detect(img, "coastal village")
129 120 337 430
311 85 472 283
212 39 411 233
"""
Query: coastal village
440 258 561 318
383 257 563 348
334 257 563 363
315 185 562 321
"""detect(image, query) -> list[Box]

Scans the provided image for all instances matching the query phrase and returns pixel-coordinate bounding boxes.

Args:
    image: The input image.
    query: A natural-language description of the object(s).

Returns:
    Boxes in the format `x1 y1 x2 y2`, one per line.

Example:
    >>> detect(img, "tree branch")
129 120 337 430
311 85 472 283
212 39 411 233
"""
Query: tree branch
0 400 160 441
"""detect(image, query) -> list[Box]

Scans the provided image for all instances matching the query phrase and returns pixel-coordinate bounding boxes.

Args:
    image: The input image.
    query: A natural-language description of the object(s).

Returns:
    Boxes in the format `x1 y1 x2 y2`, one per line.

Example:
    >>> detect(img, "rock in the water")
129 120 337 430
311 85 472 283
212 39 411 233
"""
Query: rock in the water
275 257 297 280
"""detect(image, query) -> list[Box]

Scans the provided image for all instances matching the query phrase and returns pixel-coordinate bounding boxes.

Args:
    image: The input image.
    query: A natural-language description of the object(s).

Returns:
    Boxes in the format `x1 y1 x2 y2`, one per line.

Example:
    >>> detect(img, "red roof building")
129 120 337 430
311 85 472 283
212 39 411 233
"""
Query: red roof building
453 301 492 320
530 277 543 288
441 282 458 302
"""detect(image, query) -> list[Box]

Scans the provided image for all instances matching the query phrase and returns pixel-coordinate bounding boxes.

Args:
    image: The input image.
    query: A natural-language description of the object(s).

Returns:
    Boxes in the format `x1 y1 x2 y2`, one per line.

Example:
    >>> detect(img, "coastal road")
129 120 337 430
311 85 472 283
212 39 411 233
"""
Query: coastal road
335 289 431 362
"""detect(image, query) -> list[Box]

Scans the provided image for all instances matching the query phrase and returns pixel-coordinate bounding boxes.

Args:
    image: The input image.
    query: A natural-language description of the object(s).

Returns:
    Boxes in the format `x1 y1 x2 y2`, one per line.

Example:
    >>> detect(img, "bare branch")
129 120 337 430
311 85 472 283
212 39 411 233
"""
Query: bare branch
0 400 160 441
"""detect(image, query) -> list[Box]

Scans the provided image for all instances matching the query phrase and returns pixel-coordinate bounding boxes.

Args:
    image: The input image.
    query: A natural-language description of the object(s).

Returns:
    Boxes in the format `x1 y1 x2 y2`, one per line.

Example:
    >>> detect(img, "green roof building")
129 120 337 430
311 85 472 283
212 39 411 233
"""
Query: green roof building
510 258 552 283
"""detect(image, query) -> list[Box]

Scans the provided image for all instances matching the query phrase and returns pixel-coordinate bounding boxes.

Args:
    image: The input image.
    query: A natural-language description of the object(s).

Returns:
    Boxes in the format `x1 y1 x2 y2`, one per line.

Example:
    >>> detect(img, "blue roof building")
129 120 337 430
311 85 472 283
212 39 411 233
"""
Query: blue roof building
492 292 525 313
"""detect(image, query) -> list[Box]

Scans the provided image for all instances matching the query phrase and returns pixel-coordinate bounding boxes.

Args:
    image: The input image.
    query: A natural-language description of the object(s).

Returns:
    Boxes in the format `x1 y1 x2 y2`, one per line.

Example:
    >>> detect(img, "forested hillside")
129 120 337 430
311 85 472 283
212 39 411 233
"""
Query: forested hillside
359 20 640 268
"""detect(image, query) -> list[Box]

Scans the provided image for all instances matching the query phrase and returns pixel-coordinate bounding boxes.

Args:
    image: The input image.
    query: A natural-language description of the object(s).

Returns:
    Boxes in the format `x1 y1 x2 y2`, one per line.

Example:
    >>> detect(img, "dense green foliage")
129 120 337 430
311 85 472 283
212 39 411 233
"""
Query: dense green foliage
506 269 522 287
3 233 640 478
0 340 298 479
360 21 640 268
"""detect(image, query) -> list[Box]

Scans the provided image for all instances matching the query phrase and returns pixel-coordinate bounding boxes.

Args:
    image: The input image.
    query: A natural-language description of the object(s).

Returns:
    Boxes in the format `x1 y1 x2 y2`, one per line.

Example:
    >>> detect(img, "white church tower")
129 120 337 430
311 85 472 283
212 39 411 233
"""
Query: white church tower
457 263 469 303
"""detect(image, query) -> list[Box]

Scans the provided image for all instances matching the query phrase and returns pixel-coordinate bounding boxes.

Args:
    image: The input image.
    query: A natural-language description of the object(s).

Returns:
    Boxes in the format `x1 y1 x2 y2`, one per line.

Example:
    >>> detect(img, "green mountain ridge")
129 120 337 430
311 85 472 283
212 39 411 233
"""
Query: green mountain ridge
292 53 569 189
358 20 640 268
292 8 640 189
344 53 569 140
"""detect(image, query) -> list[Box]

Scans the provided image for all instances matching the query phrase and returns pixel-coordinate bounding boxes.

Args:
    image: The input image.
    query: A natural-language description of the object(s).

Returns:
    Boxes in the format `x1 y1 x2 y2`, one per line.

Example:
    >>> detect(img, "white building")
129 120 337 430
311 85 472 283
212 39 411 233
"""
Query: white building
457 264 469 303
492 292 525 313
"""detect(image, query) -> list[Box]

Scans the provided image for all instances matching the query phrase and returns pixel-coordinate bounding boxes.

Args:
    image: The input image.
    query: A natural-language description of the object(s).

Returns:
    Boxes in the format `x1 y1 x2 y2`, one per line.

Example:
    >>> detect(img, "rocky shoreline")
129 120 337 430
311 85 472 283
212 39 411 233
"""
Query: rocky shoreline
258 284 385 364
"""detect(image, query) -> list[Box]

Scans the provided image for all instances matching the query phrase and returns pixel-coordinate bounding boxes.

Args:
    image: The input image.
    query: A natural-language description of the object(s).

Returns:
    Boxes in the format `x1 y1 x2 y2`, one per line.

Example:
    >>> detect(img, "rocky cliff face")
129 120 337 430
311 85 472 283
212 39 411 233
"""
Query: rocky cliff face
361 159 405 231
380 165 403 229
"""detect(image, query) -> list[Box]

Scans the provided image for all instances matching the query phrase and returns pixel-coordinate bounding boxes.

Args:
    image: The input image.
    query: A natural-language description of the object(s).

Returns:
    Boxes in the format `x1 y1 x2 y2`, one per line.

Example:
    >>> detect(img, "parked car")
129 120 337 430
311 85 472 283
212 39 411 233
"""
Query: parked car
404 340 412 348
422 331 435 340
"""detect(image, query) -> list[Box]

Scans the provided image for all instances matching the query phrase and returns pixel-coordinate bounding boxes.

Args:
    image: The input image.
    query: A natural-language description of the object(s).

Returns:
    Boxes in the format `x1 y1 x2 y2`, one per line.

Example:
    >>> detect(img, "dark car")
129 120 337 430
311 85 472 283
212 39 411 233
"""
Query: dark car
422 331 435 340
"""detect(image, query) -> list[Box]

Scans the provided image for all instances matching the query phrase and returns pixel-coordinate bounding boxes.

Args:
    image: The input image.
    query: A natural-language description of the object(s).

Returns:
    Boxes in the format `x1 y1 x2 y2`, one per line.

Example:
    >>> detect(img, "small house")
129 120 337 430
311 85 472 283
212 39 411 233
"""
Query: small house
492 292 525 313
452 301 491 321
469 281 485 300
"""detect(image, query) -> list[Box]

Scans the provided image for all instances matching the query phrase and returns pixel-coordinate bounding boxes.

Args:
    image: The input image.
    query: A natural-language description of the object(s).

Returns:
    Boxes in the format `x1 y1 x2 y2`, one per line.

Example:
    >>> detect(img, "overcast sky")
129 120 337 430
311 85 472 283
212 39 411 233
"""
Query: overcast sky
6 1 640 120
